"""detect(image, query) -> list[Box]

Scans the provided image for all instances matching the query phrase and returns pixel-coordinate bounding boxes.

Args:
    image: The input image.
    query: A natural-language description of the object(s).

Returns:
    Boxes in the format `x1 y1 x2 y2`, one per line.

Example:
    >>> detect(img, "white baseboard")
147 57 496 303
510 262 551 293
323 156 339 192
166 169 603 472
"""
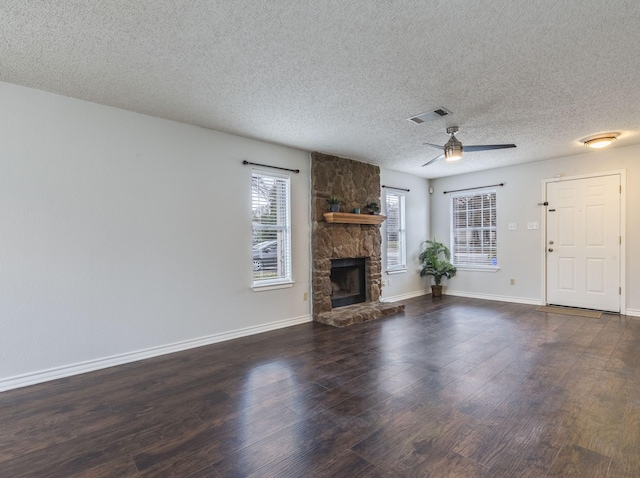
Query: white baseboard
445 290 542 306
0 314 312 393
625 308 640 318
381 289 540 306
381 289 429 303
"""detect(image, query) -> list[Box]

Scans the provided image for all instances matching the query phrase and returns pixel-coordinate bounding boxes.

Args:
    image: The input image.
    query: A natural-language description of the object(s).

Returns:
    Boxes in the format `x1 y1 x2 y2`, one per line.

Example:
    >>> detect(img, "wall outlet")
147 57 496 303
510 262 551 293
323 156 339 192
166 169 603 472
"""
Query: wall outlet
508 222 517 231
510 278 516 285
303 292 308 301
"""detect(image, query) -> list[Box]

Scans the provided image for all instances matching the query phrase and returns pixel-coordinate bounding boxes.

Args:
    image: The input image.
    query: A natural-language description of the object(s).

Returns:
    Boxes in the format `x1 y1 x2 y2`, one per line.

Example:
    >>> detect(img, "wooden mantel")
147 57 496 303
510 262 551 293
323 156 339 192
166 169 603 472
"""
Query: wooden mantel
323 212 386 225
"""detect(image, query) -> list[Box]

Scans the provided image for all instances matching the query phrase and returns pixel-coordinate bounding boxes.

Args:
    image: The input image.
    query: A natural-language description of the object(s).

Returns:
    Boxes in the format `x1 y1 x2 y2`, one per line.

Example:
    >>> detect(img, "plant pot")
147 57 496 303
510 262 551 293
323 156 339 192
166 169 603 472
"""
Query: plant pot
330 204 339 212
431 285 443 298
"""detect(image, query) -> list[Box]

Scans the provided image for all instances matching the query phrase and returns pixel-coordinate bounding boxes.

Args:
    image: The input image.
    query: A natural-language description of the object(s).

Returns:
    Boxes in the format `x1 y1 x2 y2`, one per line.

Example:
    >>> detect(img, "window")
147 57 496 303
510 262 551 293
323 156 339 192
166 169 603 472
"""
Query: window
251 171 291 285
451 190 497 267
385 191 406 271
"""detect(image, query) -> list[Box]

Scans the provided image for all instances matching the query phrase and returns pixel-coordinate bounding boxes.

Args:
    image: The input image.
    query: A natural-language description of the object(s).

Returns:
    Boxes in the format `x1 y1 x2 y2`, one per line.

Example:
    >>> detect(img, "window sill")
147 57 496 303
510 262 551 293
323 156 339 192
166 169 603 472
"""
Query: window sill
386 268 407 275
252 280 295 292
456 266 500 273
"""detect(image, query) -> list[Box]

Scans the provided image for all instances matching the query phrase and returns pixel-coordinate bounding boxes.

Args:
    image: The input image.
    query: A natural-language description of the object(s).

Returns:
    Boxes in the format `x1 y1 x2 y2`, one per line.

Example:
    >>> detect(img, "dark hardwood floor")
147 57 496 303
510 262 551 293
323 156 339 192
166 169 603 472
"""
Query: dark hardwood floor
1 296 639 477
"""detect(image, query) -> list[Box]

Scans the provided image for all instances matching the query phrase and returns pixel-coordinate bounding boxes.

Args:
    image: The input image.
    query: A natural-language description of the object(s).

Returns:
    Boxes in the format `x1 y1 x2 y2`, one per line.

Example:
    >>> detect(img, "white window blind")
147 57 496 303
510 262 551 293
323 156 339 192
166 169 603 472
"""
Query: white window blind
451 190 497 267
385 191 406 271
251 171 291 284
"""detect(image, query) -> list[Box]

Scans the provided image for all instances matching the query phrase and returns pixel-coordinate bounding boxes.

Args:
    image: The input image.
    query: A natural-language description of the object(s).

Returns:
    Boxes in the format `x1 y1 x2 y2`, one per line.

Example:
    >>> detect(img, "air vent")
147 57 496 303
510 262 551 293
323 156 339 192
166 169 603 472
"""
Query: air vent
407 107 452 125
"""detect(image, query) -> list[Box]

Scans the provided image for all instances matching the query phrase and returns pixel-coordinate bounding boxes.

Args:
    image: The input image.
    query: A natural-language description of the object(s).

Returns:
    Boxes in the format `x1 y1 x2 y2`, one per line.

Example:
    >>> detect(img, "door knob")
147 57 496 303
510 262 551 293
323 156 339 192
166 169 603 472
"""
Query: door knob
548 248 554 252
549 240 554 245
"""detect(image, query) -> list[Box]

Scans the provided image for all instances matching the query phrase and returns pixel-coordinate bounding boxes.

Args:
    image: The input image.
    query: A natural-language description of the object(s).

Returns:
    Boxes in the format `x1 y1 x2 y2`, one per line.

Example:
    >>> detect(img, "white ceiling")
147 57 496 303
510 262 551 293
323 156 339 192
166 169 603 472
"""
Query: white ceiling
1 1 639 178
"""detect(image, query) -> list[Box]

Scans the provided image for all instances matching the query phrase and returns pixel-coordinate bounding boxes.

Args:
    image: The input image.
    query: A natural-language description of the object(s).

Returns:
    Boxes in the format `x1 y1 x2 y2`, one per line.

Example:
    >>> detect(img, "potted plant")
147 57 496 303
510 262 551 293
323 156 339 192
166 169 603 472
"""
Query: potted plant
419 239 457 298
327 195 342 212
365 201 381 215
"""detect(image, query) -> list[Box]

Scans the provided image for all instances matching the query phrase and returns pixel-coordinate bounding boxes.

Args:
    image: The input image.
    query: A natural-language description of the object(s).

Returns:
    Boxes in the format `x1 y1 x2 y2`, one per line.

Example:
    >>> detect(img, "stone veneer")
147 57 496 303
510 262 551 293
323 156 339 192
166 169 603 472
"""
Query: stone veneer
311 152 404 326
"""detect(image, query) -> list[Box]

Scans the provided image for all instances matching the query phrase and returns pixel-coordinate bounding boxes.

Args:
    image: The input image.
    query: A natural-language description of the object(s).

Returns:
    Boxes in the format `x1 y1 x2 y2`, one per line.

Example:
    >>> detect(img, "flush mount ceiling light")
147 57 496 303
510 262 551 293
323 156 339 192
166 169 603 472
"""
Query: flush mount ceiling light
584 133 619 149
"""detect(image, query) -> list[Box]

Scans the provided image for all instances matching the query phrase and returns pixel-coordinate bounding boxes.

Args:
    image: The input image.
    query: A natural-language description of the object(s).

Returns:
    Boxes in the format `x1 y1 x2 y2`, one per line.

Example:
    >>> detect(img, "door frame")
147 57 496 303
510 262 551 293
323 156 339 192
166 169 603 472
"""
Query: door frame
540 169 626 314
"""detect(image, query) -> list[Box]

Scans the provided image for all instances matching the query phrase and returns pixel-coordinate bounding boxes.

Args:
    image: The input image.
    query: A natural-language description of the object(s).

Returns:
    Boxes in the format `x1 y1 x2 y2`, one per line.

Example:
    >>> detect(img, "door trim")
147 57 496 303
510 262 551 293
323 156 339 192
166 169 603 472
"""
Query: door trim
540 169 626 314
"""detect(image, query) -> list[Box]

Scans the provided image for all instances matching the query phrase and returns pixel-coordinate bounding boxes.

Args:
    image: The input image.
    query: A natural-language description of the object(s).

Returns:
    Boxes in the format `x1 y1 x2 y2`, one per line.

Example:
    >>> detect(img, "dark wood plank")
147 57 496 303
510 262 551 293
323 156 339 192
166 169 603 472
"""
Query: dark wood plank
547 444 611 477
245 449 376 478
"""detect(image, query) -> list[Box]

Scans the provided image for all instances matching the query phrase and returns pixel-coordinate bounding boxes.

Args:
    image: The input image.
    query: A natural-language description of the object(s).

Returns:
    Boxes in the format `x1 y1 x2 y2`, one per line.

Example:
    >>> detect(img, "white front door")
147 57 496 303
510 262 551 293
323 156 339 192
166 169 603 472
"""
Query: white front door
546 174 621 312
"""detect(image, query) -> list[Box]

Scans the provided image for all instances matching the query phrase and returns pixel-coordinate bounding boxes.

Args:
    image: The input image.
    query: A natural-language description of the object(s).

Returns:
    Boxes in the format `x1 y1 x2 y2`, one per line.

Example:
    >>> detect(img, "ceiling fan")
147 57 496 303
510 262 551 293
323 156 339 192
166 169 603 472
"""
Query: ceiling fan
422 126 516 166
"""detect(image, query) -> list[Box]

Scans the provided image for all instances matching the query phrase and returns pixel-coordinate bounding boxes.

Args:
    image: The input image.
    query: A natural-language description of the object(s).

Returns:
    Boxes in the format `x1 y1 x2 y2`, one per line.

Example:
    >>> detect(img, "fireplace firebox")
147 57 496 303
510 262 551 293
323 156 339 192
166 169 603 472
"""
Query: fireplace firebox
330 258 366 308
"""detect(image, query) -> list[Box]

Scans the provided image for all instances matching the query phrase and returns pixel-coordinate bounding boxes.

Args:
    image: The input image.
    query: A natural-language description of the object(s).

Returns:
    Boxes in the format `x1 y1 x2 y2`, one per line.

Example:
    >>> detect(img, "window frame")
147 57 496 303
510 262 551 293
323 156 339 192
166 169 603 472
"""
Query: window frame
251 169 293 288
385 190 407 273
450 189 498 271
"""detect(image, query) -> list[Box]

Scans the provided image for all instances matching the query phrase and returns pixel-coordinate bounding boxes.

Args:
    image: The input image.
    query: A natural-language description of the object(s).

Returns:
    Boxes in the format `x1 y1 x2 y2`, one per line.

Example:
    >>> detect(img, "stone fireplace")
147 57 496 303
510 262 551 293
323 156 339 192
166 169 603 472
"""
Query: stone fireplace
311 152 404 327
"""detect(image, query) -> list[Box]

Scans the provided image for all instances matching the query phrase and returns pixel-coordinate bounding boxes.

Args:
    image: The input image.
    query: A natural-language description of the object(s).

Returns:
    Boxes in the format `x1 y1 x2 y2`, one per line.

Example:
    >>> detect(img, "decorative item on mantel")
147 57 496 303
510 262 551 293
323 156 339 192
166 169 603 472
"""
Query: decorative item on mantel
326 195 342 212
419 239 457 298
365 201 381 215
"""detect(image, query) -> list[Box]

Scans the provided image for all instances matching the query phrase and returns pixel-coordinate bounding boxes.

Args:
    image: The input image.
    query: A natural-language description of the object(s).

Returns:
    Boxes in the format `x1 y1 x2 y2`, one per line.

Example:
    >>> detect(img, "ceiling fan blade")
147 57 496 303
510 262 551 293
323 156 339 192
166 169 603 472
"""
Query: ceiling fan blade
422 154 444 167
423 142 444 150
464 144 517 152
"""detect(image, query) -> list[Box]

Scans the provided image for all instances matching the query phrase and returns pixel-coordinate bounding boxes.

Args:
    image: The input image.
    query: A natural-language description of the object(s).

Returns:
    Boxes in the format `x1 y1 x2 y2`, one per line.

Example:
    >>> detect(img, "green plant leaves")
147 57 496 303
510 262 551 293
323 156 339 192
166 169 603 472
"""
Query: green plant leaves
419 239 457 286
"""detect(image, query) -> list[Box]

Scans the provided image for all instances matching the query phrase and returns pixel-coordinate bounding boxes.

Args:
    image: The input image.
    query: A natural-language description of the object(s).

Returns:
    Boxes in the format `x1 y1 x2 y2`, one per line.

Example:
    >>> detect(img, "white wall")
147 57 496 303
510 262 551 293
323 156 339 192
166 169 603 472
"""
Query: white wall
0 82 311 390
380 169 431 301
430 144 640 313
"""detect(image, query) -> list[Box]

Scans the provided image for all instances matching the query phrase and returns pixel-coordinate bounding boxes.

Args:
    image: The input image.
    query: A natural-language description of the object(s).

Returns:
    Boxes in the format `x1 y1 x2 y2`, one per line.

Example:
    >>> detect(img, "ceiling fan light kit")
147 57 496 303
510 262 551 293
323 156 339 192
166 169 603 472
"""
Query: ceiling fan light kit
584 133 619 149
444 138 463 161
444 126 463 161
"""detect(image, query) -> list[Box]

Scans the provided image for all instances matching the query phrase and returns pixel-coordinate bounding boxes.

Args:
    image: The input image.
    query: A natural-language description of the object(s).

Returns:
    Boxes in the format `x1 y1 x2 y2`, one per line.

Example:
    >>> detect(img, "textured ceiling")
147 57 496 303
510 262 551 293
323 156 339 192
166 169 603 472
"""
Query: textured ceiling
1 1 639 178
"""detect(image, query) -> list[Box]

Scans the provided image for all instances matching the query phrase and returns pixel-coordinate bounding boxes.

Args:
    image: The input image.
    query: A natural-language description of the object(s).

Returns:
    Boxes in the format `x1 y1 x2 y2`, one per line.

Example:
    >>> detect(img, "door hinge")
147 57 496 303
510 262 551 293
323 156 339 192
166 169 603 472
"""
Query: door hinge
620 185 622 193
620 287 622 295
620 236 622 244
